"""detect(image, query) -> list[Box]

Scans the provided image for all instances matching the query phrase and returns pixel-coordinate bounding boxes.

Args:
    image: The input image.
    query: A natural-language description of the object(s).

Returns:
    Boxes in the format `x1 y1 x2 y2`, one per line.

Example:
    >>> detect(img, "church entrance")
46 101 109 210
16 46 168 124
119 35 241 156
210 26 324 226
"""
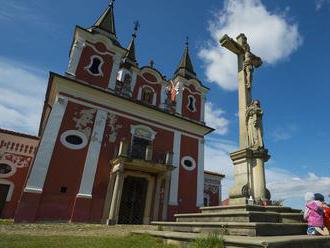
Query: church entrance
0 184 10 217
118 176 148 224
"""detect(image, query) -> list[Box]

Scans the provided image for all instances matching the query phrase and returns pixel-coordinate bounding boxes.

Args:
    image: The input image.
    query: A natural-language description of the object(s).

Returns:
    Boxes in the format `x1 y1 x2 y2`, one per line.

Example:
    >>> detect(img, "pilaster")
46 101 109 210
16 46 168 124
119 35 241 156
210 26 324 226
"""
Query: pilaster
25 96 68 193
66 39 85 77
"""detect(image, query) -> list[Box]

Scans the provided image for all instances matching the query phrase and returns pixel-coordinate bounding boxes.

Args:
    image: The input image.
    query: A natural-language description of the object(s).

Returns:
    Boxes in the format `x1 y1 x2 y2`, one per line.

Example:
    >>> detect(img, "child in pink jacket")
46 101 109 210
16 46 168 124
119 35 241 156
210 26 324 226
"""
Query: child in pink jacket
304 193 329 235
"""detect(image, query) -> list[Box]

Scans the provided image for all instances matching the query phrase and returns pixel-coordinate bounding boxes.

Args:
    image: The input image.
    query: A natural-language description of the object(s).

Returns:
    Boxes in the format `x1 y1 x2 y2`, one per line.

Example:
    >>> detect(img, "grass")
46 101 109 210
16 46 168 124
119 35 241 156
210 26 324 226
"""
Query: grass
189 234 225 248
0 220 175 248
0 234 175 248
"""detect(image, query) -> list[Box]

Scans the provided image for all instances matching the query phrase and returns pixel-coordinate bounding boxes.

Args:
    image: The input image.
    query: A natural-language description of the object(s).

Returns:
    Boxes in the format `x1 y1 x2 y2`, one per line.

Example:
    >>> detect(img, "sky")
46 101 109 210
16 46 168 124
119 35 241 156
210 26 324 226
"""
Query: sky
0 0 329 209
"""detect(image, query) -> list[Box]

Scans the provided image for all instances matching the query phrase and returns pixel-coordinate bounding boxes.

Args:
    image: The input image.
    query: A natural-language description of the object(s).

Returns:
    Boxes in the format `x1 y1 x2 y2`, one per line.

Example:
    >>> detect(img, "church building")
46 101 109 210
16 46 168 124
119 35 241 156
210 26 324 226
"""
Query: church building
0 2 224 224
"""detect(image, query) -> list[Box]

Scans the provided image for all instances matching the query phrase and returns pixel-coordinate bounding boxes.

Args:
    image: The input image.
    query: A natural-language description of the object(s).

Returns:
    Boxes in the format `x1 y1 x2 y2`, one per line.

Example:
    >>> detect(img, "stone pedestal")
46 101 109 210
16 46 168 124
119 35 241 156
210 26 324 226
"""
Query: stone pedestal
229 147 270 205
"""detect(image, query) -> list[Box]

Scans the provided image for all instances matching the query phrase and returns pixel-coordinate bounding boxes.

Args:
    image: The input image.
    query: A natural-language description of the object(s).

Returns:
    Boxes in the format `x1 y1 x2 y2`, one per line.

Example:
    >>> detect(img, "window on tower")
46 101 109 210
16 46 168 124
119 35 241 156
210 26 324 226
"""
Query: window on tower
187 95 197 112
141 86 154 105
86 55 104 76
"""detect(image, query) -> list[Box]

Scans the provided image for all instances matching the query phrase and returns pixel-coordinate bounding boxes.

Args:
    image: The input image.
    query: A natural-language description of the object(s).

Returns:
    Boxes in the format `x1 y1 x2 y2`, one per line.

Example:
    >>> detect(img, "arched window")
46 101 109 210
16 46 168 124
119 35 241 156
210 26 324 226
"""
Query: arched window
86 55 104 76
187 95 197 112
141 87 154 105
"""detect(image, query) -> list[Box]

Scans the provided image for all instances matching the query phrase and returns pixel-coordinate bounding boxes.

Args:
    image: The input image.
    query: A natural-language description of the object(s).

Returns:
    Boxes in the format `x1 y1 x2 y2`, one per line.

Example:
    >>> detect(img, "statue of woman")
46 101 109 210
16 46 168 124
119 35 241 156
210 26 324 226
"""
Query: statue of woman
247 100 264 148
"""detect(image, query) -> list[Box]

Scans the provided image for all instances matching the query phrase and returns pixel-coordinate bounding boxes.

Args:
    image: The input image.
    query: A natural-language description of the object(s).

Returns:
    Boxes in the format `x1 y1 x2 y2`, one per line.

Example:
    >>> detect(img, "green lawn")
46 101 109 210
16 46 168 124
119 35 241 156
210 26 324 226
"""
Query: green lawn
0 234 174 248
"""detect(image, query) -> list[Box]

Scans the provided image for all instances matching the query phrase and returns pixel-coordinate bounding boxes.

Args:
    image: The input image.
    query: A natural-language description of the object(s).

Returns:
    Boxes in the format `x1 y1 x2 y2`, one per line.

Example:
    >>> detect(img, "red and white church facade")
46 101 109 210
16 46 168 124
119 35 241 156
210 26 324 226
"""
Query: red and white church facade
0 2 224 224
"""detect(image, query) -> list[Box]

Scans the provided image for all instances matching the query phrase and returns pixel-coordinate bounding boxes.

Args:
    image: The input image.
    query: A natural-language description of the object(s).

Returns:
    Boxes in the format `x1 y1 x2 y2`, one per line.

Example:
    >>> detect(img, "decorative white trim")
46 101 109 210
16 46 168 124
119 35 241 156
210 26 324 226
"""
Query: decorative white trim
86 43 115 56
200 95 206 122
108 55 121 90
25 97 68 193
77 110 107 198
196 139 205 207
130 125 157 141
76 193 93 199
66 39 85 76
169 131 181 205
184 86 202 96
181 156 197 171
0 179 14 201
24 187 42 194
64 96 204 141
0 161 17 178
85 55 104 77
187 95 197 112
60 130 88 150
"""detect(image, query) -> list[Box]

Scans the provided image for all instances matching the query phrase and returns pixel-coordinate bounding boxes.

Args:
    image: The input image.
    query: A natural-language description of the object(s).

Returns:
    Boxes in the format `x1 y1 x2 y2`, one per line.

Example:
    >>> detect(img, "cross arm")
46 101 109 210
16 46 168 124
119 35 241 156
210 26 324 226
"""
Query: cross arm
220 34 244 55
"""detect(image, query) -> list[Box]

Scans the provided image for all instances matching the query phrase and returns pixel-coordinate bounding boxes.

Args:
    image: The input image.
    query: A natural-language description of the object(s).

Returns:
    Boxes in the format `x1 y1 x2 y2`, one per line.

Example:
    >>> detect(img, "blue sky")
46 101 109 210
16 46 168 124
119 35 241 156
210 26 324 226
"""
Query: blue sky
0 0 329 209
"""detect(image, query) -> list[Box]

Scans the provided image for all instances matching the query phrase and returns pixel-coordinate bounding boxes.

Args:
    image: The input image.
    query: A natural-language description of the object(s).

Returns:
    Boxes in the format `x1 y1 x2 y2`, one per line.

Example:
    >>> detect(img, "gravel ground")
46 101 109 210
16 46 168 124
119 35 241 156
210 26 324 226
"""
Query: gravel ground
0 220 157 237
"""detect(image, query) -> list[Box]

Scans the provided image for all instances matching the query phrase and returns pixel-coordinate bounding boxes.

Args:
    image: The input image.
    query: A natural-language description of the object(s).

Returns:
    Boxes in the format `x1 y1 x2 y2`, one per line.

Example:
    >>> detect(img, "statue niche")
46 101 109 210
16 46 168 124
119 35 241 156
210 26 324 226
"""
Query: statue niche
246 100 264 149
115 73 132 97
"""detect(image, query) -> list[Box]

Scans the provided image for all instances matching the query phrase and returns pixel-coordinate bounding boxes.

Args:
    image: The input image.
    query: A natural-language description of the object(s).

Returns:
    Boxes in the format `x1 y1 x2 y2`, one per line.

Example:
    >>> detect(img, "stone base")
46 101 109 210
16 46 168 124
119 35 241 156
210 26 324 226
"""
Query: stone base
229 197 248 206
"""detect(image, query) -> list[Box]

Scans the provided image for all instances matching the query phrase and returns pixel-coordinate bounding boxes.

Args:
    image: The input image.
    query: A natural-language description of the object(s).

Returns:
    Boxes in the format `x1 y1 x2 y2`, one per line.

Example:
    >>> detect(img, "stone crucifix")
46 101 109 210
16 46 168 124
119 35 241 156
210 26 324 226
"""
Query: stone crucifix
220 34 262 149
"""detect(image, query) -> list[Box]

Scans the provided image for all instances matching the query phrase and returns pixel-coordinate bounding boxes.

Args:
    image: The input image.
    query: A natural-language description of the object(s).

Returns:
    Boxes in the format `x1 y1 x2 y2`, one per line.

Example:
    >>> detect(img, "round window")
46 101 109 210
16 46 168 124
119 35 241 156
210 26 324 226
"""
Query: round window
181 156 196 171
60 130 88 150
0 163 12 174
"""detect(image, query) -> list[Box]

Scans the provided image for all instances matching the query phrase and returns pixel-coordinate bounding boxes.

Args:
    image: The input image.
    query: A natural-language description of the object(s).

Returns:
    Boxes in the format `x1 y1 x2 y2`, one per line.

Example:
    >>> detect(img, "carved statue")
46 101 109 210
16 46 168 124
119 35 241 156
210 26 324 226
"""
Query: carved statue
165 81 177 112
246 100 264 148
122 74 132 97
241 37 262 90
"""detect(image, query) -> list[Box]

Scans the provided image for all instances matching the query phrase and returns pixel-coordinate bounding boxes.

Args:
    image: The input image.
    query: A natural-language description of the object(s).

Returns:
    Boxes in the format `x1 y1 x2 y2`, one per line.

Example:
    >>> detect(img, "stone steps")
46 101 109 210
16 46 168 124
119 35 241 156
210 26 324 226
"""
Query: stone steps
174 211 303 224
152 221 307 237
133 230 330 248
200 205 302 214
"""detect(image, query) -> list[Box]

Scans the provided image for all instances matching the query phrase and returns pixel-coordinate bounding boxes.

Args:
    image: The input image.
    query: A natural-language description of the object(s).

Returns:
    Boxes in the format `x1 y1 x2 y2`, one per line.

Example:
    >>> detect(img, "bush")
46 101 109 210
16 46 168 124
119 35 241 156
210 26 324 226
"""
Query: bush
189 234 224 248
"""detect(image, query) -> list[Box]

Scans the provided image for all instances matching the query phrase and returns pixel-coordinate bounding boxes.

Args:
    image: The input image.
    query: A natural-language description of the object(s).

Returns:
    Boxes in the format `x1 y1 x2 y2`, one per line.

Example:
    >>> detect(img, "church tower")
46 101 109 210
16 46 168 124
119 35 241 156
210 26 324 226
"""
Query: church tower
15 2 213 224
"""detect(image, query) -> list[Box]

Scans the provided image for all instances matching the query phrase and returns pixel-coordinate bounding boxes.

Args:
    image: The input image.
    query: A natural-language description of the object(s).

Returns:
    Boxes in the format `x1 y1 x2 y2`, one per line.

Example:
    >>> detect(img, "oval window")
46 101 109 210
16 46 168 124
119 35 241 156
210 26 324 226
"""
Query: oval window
0 163 12 174
60 130 88 150
65 135 83 145
181 156 196 171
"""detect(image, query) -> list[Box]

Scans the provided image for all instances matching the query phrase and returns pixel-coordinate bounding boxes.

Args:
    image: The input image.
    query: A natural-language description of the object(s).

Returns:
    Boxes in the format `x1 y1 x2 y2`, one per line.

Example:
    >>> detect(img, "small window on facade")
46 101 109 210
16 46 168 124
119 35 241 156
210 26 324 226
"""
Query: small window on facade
60 130 88 150
181 156 196 171
65 135 83 145
0 164 12 175
187 95 196 112
60 187 68 193
141 87 154 105
86 56 104 76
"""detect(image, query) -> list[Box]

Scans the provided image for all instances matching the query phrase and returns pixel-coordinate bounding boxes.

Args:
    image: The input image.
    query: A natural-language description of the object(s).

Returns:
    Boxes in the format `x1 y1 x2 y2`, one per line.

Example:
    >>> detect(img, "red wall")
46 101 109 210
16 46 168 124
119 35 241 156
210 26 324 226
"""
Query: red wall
37 102 96 221
76 42 114 89
181 84 201 121
177 135 199 214
132 75 162 106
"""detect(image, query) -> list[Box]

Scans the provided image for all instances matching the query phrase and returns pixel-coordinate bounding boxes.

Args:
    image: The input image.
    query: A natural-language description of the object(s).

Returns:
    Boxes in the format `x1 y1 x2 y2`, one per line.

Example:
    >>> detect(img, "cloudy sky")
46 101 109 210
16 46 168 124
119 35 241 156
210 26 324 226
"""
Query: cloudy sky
0 0 329 209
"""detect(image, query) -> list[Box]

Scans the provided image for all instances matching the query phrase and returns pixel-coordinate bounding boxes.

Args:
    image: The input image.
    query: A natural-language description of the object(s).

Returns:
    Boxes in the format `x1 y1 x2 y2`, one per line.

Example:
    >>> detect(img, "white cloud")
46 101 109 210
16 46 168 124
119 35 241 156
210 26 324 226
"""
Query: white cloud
204 138 238 200
205 102 230 135
204 137 330 208
0 57 47 135
316 0 330 10
199 0 302 91
267 168 330 208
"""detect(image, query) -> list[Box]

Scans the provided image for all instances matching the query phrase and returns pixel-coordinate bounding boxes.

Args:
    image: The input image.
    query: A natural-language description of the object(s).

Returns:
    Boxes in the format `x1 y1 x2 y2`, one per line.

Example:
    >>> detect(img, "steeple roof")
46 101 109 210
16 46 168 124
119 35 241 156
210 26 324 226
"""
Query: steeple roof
122 21 139 67
93 1 116 36
174 38 197 80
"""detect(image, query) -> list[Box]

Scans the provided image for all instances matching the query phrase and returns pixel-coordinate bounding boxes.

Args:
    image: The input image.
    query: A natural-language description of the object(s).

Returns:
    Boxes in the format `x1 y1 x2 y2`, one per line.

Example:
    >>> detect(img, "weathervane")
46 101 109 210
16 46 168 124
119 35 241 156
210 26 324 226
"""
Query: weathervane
185 36 189 48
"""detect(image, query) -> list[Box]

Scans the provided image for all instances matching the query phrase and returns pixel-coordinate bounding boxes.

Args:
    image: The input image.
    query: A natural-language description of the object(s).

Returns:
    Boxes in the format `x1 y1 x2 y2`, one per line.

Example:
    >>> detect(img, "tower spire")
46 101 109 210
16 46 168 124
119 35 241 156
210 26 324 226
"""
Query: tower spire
174 36 197 80
93 0 116 36
122 21 140 67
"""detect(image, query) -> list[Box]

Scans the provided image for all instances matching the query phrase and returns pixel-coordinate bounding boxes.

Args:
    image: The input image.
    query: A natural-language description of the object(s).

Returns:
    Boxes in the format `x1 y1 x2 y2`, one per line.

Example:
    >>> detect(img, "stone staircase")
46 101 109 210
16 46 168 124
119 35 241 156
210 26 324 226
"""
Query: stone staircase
133 204 330 247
